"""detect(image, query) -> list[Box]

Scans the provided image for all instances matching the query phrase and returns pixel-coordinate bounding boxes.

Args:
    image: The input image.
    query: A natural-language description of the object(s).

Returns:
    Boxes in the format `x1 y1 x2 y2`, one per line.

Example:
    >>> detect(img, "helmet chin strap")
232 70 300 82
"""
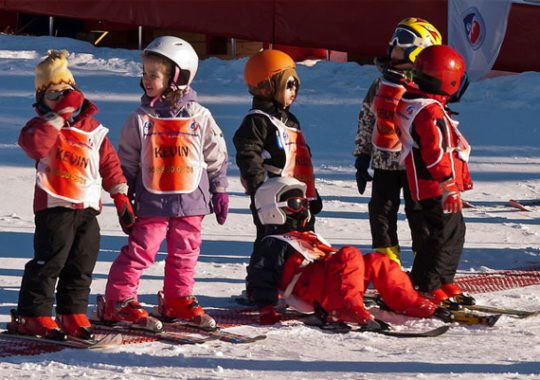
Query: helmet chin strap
149 66 181 108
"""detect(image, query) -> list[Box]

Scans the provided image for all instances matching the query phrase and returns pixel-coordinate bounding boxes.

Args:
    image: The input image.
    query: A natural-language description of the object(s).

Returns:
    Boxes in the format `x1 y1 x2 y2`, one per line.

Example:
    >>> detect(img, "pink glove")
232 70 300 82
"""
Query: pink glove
259 305 280 325
440 179 462 214
52 90 84 121
112 193 136 233
212 192 229 225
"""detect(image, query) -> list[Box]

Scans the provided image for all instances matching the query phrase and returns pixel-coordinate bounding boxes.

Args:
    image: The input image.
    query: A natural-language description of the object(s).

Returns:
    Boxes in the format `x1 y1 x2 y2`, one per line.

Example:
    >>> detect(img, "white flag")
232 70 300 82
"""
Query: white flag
448 0 512 81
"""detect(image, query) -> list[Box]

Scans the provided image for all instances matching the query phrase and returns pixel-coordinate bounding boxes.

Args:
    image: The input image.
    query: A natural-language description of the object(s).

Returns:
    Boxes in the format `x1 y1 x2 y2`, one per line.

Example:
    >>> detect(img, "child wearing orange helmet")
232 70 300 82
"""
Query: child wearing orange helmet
233 49 323 253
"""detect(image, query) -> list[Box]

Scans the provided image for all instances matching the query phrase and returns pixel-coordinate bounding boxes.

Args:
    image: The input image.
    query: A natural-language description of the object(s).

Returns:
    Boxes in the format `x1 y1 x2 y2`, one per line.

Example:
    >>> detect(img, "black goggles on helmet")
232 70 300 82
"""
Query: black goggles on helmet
389 28 425 48
276 196 309 213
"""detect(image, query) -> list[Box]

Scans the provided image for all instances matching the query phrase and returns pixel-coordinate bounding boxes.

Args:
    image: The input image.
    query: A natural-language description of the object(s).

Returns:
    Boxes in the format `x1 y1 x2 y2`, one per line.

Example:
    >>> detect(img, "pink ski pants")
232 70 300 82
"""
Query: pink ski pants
105 215 203 301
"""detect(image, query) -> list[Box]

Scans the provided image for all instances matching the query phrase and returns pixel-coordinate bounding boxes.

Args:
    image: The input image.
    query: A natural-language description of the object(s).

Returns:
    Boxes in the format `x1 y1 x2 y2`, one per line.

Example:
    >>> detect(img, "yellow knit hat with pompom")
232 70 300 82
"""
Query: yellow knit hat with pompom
35 50 76 101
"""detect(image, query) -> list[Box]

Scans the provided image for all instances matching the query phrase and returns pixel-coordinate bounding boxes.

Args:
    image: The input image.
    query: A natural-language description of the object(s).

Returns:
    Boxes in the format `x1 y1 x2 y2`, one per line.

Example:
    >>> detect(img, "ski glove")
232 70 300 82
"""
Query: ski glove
259 305 280 325
53 90 84 121
212 192 229 225
112 193 136 234
440 178 462 214
354 154 373 195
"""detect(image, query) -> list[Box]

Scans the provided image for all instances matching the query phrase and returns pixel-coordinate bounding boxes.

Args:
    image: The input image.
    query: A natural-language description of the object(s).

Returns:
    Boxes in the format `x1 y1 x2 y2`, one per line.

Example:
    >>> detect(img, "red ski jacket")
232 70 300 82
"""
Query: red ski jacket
19 99 127 213
396 90 473 201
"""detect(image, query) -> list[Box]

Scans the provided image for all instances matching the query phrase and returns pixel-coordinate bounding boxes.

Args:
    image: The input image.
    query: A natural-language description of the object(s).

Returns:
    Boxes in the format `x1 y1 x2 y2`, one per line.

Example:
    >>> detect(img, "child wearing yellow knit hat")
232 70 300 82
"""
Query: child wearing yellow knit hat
7 50 135 342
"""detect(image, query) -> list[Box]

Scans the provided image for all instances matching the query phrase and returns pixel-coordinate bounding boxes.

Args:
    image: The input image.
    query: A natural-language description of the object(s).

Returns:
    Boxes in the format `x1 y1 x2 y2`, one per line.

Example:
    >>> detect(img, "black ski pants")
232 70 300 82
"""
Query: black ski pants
17 207 100 316
368 168 428 252
408 197 466 293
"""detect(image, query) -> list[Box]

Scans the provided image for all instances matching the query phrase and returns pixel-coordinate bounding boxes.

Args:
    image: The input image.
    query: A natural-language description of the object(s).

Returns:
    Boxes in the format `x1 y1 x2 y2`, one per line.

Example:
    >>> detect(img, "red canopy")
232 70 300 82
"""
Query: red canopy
1 0 538 72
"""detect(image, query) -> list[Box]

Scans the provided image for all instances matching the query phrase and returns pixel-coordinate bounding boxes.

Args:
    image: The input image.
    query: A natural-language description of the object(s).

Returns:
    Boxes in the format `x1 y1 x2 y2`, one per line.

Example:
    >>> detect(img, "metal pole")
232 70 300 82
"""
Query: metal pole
138 26 142 50
231 38 236 60
326 49 330 61
49 16 54 36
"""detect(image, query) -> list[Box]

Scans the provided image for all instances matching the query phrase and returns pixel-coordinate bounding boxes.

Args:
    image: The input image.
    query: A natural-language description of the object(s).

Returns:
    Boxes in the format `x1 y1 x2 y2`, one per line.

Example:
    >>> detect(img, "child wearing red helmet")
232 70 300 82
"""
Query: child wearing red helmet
395 44 474 305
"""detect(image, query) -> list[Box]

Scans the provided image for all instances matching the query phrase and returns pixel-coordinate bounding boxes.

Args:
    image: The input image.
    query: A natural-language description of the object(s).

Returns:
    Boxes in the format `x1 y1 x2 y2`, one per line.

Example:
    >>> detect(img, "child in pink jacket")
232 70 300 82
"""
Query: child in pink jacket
98 36 229 330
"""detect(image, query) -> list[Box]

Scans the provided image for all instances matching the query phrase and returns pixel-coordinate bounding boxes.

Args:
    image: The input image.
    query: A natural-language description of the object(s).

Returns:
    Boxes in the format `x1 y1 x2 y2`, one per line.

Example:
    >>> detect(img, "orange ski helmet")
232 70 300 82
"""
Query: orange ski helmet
413 45 466 96
244 49 297 99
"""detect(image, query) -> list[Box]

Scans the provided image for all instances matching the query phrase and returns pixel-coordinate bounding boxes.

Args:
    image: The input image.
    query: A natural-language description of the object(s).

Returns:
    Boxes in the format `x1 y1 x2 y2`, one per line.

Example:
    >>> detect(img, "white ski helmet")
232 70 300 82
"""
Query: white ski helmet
144 36 199 90
255 177 307 225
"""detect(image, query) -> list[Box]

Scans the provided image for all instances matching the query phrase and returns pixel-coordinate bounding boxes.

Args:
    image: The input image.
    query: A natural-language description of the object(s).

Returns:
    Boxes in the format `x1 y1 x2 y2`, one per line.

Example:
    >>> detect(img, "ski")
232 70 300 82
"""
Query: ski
447 303 539 319
1 330 123 349
91 319 216 345
449 310 501 327
363 293 501 327
161 320 267 344
303 314 449 338
462 200 528 212
353 325 450 338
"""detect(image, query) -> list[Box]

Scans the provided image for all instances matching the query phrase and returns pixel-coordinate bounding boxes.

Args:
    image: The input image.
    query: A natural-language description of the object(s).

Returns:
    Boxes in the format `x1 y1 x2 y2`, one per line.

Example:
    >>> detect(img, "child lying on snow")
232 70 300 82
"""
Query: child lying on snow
246 176 450 327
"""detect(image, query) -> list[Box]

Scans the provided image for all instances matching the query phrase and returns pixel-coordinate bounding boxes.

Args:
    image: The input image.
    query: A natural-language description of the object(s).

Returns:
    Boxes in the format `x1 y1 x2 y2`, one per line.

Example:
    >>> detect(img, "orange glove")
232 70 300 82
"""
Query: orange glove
440 179 462 214
112 193 136 233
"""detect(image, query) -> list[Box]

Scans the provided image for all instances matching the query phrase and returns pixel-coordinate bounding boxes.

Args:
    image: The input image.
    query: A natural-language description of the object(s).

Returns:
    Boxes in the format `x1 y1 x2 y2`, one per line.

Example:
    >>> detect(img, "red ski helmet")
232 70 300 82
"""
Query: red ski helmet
413 45 466 96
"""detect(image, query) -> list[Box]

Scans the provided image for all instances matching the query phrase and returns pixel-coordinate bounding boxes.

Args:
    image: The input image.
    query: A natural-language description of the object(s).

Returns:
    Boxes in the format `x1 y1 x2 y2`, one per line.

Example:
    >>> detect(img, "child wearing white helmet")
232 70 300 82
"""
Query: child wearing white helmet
98 36 229 330
247 177 448 327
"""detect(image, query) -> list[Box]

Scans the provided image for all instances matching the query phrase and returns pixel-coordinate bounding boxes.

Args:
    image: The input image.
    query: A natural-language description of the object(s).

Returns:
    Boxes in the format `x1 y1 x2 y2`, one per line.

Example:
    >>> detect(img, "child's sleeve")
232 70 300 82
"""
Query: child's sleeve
202 110 228 193
18 116 63 161
352 78 380 157
99 136 128 195
117 112 142 188
414 106 454 182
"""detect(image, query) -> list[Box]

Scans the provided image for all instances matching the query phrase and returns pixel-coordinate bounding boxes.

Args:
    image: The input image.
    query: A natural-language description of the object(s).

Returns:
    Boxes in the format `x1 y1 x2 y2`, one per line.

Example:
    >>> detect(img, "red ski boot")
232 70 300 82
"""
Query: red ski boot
95 295 162 332
155 290 217 331
441 283 476 305
420 288 450 305
7 310 67 341
56 313 94 340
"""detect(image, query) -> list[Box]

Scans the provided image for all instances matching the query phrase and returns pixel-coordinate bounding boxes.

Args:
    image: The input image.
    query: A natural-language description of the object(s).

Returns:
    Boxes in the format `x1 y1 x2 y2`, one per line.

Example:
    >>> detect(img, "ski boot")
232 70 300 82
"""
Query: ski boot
400 297 439 318
155 290 217 331
420 288 450 305
95 295 163 332
7 309 67 341
56 313 94 340
441 283 476 305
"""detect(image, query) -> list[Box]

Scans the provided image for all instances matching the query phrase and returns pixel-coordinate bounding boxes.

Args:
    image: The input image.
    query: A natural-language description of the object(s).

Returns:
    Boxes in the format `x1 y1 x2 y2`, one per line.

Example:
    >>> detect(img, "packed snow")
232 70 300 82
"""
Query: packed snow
0 34 539 379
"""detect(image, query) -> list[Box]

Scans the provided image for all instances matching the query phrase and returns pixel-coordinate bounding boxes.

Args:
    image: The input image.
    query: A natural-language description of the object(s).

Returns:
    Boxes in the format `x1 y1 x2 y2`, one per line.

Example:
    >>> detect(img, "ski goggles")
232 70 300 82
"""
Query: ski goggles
44 88 73 101
276 196 309 213
286 78 298 90
389 28 426 48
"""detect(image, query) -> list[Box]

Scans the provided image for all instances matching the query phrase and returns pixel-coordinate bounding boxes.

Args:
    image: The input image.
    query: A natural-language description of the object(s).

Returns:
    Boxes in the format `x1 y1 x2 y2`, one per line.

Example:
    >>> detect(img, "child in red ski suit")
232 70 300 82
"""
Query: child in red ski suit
247 176 439 327
395 45 473 304
9 50 133 341
352 18 443 267
101 36 229 330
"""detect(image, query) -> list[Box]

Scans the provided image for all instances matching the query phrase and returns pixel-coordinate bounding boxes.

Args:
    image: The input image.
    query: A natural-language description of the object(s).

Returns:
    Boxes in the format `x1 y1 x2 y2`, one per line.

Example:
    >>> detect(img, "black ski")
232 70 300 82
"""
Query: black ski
303 314 449 338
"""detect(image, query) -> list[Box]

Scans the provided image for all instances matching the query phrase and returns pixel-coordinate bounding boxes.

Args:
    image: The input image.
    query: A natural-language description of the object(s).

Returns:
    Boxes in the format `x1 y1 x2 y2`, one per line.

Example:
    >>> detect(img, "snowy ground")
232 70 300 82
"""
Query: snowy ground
0 34 539 379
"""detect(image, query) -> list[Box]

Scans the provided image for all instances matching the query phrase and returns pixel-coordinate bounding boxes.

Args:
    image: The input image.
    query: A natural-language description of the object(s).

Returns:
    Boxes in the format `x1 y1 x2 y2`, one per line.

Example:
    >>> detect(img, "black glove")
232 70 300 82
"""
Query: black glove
309 189 323 215
354 154 373 194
